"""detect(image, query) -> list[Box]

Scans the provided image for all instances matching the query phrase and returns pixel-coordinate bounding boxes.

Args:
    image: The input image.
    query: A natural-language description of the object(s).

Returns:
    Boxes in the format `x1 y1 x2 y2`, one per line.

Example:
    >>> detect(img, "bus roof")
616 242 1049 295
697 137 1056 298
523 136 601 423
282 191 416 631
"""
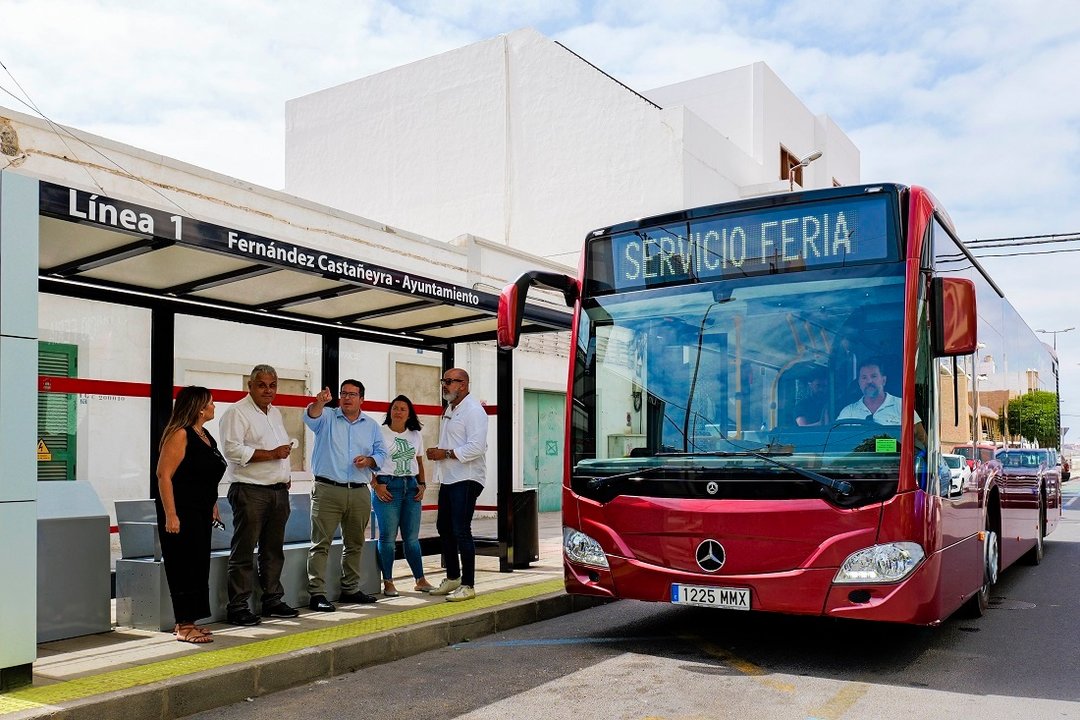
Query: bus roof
590 183 909 238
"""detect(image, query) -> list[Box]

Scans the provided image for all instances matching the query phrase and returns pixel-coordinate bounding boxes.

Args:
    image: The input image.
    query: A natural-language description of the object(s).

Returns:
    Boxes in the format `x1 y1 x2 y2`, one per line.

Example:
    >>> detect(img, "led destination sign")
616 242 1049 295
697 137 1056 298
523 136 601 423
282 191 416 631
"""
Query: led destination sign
590 195 894 293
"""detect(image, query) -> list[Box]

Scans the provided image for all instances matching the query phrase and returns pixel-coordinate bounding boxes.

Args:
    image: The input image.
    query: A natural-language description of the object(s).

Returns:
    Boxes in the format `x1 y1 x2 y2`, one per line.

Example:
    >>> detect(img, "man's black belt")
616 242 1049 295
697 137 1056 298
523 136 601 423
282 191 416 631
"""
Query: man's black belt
315 476 367 489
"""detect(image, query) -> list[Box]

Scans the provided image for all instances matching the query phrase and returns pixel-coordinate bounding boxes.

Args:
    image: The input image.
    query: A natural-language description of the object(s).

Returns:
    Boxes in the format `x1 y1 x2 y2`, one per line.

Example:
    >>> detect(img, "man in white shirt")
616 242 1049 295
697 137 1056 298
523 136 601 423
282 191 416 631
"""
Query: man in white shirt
425 368 488 602
837 361 901 423
219 364 298 626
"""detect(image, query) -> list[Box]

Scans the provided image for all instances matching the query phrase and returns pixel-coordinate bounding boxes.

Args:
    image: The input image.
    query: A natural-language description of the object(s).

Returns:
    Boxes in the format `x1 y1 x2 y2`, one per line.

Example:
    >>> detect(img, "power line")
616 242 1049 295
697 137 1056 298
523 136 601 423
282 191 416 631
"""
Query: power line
965 234 1080 249
0 58 194 219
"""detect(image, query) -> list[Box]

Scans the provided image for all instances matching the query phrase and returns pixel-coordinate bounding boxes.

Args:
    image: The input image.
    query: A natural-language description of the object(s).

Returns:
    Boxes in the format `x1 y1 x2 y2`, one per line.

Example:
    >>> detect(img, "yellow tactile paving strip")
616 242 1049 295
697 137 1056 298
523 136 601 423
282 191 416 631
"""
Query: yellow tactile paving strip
0 578 564 715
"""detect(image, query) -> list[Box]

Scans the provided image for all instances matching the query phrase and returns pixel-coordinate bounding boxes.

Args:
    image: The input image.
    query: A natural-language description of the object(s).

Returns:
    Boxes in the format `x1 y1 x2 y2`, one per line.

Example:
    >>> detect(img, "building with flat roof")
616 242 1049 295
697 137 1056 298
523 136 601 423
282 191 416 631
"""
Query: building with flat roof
285 28 858 267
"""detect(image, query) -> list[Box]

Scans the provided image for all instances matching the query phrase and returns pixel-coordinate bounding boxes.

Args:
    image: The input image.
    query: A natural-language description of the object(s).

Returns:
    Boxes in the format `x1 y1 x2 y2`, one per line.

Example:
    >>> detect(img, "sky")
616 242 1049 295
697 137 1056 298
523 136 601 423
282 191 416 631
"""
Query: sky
3 0 1080 428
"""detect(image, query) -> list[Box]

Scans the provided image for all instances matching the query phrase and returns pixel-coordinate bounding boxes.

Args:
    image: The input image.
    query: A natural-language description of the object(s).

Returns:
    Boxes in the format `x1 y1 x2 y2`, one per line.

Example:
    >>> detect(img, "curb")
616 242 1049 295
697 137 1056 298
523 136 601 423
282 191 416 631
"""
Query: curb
2 587 607 720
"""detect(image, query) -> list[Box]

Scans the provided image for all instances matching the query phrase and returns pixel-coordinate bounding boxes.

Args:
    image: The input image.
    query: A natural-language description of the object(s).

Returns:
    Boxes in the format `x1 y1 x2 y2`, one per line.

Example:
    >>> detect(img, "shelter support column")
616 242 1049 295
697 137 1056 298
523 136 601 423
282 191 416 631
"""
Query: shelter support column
321 334 339 395
0 170 38 690
149 308 175 496
497 347 514 572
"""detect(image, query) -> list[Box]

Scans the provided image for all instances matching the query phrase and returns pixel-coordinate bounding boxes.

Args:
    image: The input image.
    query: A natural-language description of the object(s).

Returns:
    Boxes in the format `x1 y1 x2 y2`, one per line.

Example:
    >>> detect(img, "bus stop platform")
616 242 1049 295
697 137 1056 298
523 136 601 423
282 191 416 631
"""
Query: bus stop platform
1 512 598 720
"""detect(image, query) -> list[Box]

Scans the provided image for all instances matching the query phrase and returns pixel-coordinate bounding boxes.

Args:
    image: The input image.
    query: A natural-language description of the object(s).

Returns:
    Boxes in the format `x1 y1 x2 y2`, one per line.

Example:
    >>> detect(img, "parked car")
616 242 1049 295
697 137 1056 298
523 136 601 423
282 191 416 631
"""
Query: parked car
942 453 972 493
997 449 1061 487
952 442 997 470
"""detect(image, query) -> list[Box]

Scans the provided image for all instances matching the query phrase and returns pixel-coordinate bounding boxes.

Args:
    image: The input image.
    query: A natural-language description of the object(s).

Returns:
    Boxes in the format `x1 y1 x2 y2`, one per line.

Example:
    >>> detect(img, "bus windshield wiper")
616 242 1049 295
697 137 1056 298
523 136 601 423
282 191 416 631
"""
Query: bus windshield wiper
746 452 852 495
656 450 852 495
584 464 669 490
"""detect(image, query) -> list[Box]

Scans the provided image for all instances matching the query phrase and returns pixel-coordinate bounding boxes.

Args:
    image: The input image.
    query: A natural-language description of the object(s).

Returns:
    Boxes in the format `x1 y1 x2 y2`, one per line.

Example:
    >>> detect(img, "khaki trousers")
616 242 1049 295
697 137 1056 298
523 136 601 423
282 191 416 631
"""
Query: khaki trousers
307 481 371 596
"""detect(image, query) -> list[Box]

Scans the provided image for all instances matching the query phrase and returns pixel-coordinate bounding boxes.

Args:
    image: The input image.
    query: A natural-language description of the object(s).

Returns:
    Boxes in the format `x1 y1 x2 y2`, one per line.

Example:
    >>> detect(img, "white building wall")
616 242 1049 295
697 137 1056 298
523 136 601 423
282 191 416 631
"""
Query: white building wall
285 30 861 270
38 296 152 517
286 28 687 266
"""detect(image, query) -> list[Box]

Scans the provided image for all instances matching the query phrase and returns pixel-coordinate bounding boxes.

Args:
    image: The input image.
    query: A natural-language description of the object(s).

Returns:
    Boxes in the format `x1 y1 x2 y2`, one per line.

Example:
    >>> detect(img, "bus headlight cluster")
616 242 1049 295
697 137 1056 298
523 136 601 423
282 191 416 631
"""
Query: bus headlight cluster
563 527 609 568
834 542 924 584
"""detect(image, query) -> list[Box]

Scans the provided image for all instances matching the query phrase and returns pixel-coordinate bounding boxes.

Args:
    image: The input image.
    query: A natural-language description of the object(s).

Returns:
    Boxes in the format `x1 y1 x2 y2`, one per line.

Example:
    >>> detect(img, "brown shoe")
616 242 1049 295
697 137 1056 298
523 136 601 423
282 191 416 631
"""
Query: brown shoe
175 623 213 644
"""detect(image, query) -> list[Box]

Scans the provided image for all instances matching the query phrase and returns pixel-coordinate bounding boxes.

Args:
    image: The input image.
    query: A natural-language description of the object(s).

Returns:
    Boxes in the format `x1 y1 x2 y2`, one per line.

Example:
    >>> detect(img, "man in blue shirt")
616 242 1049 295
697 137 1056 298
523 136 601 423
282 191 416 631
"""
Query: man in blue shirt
304 379 388 612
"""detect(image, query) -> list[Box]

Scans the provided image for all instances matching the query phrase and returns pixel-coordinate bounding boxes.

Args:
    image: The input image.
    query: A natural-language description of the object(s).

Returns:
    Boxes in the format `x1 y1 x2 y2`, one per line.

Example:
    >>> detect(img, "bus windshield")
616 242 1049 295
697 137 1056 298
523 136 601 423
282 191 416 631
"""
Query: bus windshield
573 265 911 504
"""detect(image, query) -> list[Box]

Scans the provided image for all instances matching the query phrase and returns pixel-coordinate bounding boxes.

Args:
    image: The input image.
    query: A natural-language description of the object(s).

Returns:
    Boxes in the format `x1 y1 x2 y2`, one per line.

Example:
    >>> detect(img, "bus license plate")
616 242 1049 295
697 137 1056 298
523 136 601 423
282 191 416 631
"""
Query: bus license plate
670 584 751 610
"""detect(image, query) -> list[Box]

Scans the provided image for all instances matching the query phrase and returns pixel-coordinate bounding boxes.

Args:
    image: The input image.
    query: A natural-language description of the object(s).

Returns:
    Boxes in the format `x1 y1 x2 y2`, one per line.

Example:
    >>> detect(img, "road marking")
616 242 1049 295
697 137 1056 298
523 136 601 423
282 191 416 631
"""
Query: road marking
688 636 766 676
0 578 564 715
807 683 870 720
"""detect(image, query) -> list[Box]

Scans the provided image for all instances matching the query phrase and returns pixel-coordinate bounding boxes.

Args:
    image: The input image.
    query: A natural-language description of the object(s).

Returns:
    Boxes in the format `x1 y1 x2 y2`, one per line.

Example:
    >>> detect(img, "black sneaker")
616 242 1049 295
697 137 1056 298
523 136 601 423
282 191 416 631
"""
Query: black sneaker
338 590 379 604
261 601 299 618
226 608 262 626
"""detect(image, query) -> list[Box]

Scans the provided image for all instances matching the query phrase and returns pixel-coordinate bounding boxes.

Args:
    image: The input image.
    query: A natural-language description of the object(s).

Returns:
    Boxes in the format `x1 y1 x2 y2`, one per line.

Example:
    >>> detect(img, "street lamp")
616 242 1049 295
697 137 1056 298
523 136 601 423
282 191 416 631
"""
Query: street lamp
788 151 823 191
1036 327 1074 351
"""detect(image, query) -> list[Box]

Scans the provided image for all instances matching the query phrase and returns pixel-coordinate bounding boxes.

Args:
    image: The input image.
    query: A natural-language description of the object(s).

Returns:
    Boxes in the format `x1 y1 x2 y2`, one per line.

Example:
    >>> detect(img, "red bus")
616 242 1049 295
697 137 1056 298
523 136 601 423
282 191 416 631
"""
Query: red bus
499 183 1062 625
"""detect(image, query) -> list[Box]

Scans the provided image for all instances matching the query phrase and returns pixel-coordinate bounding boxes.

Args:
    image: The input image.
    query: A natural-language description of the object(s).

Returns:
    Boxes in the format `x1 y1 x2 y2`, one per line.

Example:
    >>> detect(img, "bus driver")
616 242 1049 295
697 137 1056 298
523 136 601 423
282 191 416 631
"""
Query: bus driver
837 360 900 423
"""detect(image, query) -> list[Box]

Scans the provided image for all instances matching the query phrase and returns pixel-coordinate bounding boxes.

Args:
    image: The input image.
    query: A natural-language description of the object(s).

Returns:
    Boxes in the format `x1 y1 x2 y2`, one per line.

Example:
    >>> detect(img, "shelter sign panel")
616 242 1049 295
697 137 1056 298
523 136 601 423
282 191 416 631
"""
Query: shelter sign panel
39 182 491 312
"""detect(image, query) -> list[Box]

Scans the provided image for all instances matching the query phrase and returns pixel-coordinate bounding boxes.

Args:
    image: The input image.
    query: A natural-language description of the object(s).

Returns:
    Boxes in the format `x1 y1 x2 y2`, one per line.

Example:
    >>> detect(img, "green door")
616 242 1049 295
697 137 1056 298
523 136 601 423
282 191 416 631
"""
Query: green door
523 390 565 512
38 342 78 481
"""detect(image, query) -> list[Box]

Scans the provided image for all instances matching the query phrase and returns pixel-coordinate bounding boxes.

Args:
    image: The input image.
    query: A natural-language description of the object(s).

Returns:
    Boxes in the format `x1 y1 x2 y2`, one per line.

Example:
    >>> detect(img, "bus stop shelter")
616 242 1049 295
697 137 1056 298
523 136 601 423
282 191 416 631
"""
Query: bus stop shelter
0 172 570 688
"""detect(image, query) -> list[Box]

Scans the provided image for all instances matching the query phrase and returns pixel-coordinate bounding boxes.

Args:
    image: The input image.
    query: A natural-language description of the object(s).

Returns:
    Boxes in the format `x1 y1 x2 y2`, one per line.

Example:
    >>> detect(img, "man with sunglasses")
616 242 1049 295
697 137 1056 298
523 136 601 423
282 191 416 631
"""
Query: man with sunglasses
303 379 388 612
426 368 489 601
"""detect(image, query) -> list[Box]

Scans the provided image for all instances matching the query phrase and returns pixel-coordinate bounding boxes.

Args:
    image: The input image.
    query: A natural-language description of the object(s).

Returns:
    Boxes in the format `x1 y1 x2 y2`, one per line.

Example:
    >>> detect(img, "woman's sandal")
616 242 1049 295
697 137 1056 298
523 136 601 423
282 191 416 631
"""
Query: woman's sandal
414 581 434 593
175 624 213 644
383 581 400 597
175 623 212 637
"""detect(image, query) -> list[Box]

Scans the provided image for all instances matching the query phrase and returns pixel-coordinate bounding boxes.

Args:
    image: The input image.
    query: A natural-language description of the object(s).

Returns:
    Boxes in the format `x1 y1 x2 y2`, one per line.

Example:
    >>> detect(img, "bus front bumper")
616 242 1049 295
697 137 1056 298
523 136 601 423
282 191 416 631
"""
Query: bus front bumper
565 550 945 625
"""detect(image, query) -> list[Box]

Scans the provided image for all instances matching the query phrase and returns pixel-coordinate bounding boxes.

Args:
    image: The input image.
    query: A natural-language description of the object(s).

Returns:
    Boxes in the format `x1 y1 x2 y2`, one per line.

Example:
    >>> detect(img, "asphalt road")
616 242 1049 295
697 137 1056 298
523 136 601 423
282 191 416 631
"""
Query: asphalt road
193 487 1080 720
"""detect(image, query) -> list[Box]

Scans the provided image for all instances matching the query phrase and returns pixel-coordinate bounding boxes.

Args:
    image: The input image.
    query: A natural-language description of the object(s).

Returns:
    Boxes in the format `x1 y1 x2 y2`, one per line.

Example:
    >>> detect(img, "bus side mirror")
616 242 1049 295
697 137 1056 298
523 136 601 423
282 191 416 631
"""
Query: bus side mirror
497 271 579 350
931 277 977 356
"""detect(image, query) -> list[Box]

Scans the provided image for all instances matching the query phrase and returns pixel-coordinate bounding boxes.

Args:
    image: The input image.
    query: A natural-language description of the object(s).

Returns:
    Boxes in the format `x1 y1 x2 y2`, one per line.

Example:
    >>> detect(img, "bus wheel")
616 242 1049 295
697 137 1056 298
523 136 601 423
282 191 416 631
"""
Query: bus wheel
964 528 999 617
1021 494 1046 566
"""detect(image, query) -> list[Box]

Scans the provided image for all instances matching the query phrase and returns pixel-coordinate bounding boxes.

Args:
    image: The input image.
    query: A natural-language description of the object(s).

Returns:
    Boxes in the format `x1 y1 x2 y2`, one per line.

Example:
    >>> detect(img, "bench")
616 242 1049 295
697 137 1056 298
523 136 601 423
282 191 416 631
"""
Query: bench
115 493 380 632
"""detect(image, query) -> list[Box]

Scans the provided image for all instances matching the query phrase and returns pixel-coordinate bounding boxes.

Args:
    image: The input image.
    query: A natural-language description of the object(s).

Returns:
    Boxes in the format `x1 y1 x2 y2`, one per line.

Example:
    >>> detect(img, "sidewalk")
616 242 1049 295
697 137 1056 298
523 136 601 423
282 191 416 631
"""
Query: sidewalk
1 512 597 720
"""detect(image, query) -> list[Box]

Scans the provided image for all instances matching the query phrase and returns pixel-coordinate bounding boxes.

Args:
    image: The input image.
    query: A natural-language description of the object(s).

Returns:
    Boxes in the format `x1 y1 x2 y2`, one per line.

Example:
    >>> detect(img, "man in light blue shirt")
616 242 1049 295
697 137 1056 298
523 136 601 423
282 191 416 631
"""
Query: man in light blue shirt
303 379 388 612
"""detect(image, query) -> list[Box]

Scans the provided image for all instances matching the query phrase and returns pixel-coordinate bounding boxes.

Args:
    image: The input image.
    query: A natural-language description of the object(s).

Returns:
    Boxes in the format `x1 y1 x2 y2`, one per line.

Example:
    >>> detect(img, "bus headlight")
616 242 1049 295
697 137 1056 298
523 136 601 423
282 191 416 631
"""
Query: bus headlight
834 542 924 584
563 527 609 568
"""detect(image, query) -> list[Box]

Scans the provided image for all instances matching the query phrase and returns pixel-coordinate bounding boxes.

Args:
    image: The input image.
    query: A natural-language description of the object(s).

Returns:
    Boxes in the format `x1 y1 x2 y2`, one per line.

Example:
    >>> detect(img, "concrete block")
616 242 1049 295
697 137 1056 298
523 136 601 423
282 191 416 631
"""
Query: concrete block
57 686 165 720
166 666 257 718
257 647 332 695
491 600 538 631
389 623 448 659
331 633 394 675
535 593 574 622
444 613 496 645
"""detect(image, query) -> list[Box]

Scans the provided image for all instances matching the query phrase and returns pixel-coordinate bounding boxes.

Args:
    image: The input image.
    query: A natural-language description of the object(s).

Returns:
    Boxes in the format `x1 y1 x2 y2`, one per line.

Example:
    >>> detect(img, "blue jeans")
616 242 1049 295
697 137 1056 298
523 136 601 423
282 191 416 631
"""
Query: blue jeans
436 480 483 587
372 475 424 581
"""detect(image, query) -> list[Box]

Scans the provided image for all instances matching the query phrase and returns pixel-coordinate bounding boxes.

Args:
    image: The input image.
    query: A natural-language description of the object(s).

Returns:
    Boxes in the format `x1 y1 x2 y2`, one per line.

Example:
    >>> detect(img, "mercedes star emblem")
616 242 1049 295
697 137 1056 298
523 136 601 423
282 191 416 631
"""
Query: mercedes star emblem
695 539 725 572
706 481 719 495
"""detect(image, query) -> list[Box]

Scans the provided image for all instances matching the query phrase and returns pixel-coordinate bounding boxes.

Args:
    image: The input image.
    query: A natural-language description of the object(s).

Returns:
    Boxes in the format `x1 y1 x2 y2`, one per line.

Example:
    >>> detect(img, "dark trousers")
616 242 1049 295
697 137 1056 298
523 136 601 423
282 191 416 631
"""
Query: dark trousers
155 497 213 624
227 482 290 612
436 480 483 587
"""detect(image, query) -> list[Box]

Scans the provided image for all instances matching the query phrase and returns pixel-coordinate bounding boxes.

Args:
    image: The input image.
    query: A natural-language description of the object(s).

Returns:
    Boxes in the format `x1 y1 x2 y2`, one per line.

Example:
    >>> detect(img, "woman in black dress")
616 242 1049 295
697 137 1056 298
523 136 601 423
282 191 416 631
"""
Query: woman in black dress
155 386 228 644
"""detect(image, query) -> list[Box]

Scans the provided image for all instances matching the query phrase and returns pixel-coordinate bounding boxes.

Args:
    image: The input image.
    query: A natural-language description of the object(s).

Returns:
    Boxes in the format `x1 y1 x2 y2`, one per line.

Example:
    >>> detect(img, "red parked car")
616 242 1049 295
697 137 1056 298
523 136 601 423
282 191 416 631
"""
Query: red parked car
952 442 997 470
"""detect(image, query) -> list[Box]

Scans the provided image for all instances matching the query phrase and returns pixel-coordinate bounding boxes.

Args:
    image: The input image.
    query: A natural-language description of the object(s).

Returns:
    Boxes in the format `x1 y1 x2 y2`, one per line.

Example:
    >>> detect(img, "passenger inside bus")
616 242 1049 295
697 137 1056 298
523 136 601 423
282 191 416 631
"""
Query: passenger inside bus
794 367 829 426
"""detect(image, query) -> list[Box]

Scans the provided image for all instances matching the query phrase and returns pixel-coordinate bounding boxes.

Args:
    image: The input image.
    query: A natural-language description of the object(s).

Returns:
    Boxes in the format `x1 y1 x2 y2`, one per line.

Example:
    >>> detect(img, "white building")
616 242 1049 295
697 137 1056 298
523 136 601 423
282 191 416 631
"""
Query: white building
285 28 858 267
